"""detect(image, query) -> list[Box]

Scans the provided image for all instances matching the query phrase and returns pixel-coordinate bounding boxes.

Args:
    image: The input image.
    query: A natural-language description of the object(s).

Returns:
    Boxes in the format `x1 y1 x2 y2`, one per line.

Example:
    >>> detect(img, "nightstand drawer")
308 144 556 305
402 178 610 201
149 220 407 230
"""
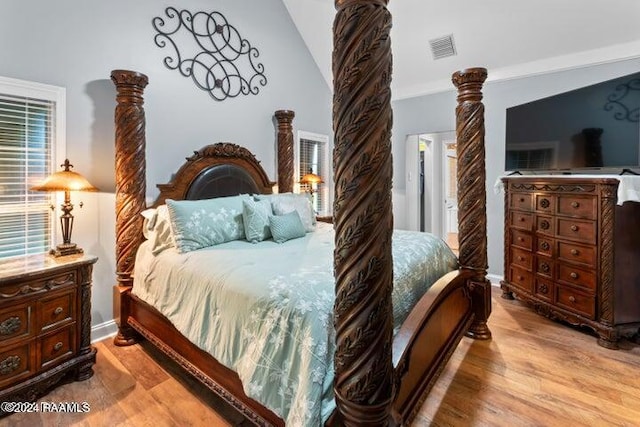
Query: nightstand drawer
556 286 595 319
509 265 532 292
0 271 76 298
511 229 532 250
535 215 554 236
535 194 555 214
510 247 533 270
0 305 32 344
39 325 76 370
38 290 75 333
0 342 35 388
536 236 554 257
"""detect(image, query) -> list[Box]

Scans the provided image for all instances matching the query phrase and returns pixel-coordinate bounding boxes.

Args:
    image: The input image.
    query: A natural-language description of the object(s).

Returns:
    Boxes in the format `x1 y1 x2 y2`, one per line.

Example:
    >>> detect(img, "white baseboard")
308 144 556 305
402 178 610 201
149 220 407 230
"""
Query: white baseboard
91 319 118 344
487 273 504 286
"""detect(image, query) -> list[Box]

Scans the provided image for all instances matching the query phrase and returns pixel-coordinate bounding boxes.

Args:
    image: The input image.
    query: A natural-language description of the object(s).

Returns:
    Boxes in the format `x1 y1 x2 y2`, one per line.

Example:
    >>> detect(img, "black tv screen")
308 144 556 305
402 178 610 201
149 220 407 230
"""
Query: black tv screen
505 71 640 172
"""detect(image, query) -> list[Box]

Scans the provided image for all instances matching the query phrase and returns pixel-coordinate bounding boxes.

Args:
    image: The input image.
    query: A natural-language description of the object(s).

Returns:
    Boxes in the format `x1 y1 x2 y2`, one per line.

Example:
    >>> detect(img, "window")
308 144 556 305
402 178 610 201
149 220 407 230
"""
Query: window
297 131 330 216
0 76 65 259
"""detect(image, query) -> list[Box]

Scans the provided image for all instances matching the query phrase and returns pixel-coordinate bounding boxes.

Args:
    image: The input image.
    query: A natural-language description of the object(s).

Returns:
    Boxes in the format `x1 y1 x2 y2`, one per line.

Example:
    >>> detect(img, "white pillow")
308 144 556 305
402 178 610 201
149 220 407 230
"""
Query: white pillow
260 193 315 233
140 205 175 255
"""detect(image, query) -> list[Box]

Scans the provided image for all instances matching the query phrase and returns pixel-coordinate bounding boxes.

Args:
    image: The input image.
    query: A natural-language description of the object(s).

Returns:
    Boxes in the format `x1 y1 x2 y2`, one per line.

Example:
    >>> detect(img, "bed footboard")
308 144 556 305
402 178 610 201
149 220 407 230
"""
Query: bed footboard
391 270 474 425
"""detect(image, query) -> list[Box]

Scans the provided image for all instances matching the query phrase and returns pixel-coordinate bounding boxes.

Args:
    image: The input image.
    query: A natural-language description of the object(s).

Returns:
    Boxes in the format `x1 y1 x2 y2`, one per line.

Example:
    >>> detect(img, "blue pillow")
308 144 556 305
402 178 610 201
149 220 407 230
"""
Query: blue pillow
166 195 250 253
269 211 306 243
242 198 272 243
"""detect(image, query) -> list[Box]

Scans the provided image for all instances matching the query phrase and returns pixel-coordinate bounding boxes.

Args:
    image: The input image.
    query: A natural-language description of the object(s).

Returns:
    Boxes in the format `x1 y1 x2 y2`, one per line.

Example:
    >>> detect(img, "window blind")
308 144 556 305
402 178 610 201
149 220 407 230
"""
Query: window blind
0 93 55 259
299 137 329 216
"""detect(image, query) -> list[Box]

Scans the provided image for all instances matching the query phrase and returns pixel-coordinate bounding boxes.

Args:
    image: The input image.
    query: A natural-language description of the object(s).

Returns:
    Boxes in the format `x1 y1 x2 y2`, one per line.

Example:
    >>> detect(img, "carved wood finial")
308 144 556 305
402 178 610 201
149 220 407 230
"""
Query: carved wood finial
275 110 295 193
111 69 148 346
333 1 394 425
452 67 492 340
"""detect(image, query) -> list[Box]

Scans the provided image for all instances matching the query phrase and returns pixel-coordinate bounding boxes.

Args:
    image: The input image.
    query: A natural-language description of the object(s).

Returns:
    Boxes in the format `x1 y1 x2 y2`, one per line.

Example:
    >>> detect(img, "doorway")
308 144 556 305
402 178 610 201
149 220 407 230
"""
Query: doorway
405 131 458 253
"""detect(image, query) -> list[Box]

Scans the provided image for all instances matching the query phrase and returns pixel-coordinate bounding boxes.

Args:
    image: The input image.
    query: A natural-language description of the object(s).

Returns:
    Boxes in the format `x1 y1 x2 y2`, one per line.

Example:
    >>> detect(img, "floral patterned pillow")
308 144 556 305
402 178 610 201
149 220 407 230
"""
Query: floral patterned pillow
166 195 250 253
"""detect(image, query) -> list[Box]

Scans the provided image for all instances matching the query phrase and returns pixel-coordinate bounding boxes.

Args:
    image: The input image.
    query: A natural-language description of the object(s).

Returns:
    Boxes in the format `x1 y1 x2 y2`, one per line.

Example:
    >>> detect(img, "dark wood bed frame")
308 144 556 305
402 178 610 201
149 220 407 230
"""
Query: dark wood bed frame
110 1 491 425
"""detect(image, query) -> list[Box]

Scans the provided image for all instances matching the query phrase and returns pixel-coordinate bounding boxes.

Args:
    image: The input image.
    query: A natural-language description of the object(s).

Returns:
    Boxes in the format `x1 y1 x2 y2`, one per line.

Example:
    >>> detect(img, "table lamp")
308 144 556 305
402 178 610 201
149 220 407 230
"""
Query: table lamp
299 171 323 196
31 159 98 256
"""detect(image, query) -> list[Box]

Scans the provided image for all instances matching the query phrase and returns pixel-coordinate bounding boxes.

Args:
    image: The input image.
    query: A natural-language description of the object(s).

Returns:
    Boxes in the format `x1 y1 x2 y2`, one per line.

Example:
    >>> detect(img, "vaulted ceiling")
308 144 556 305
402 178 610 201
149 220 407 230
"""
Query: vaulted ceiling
283 0 640 100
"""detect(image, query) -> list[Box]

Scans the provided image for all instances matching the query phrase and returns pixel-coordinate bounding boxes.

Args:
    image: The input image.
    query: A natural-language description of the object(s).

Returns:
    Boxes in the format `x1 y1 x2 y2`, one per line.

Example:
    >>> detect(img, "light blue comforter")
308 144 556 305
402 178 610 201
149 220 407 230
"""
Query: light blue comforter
133 223 457 426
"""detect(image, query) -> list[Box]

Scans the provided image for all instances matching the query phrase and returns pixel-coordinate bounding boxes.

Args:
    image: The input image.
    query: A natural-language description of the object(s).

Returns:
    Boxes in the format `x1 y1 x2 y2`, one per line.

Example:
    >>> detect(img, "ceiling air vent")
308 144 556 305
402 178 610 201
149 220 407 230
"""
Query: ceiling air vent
429 34 456 60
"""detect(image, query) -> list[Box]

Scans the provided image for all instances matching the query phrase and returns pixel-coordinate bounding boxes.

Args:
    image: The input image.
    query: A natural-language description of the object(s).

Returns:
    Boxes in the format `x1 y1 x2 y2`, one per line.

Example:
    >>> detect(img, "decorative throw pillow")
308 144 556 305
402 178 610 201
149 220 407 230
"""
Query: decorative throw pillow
166 195 249 253
259 193 315 232
269 211 306 243
242 198 272 243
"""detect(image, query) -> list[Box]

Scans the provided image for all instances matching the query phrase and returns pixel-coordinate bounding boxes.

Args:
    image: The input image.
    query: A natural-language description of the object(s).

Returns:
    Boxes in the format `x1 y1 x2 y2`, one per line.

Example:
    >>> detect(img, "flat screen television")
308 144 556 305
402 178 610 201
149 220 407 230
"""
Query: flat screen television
505 71 640 173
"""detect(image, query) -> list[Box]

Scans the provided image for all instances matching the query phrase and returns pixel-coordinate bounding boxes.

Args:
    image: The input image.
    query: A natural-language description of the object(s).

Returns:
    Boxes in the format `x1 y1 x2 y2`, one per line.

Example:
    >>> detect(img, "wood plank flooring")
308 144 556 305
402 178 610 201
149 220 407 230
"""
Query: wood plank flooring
2 287 639 427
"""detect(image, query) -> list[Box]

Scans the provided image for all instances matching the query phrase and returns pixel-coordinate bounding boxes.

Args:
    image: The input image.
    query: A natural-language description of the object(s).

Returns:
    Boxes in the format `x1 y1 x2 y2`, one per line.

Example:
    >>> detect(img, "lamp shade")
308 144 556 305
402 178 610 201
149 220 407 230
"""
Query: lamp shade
31 159 98 192
300 172 323 185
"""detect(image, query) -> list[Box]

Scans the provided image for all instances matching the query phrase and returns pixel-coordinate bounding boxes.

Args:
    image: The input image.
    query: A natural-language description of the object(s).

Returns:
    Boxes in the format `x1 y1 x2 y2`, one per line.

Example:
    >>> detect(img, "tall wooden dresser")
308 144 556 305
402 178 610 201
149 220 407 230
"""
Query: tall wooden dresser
500 176 640 349
0 254 97 407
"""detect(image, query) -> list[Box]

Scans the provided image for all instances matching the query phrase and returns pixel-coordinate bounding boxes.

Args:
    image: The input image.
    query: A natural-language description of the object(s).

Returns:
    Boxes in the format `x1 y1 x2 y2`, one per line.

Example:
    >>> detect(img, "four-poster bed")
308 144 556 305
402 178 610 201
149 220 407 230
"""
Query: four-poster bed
111 1 491 425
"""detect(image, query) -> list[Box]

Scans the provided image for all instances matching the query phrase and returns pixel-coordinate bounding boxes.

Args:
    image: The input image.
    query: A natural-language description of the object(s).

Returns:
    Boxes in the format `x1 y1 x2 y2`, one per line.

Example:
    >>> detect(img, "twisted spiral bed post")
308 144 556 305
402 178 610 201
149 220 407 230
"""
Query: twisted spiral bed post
111 69 149 346
275 109 295 193
332 0 395 425
452 68 492 340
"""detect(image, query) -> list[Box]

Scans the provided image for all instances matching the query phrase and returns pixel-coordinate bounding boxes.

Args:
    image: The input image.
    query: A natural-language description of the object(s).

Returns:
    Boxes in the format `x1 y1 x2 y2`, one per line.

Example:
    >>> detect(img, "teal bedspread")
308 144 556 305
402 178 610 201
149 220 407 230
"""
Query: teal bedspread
133 223 457 426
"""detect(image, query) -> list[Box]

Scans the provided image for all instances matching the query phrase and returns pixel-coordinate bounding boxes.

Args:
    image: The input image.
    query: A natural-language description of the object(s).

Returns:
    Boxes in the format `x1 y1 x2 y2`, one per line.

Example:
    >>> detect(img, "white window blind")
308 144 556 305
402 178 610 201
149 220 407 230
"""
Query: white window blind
0 78 63 260
298 132 330 216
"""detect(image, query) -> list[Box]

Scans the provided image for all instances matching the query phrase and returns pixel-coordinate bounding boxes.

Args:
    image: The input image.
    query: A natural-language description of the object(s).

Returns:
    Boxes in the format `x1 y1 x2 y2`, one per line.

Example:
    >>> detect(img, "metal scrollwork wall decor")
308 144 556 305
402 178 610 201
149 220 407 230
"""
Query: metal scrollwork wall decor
152 7 267 101
604 78 640 122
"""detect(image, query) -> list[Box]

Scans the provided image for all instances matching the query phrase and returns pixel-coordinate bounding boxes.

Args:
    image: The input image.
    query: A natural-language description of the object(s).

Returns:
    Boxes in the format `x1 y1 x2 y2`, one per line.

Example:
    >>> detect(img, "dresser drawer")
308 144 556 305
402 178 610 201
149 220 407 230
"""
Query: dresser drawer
510 247 533 270
0 342 35 388
534 278 554 302
557 218 596 245
557 195 597 220
535 215 554 236
557 242 596 267
556 286 595 319
39 324 76 370
510 212 533 231
536 236 554 257
0 304 32 344
509 265 533 292
511 229 533 250
535 257 554 279
557 263 596 291
535 194 555 214
510 193 533 212
38 290 75 333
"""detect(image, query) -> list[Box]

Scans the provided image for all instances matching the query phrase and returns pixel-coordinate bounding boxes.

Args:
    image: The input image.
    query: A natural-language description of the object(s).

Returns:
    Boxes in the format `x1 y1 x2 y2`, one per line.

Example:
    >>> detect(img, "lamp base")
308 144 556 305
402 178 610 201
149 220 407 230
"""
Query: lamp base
50 243 83 257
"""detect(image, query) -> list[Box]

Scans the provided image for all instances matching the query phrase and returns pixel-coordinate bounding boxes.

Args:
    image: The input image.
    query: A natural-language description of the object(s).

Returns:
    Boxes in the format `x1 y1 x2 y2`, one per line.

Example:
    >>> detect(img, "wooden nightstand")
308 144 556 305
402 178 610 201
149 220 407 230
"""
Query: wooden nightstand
316 216 333 224
0 254 97 407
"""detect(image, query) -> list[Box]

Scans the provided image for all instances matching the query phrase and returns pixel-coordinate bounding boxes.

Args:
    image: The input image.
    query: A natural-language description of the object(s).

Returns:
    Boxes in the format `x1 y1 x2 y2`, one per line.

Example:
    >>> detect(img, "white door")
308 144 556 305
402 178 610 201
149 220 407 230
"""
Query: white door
444 144 458 248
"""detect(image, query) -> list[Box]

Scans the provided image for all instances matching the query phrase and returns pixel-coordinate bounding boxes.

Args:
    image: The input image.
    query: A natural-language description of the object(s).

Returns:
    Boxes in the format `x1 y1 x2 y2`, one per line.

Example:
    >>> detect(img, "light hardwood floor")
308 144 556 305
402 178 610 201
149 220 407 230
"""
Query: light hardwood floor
3 287 639 427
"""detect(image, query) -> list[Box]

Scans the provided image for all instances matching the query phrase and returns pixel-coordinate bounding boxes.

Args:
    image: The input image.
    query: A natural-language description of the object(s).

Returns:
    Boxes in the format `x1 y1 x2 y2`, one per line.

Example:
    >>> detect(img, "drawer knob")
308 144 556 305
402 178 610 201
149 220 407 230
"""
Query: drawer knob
517 256 524 261
539 284 549 294
569 295 576 303
541 241 550 251
519 217 526 222
571 201 580 208
53 342 64 352
518 237 524 242
541 263 550 273
570 272 579 279
0 316 21 336
570 249 579 256
0 355 21 376
540 220 550 230
540 198 550 208
571 225 579 232
519 198 525 203
517 275 523 281
54 307 63 315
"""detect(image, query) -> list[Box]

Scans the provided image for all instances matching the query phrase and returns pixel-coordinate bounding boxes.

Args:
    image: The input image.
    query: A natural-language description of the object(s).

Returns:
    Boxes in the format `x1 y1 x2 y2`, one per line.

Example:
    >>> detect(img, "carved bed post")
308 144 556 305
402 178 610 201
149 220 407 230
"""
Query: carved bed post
110 69 149 346
332 0 394 425
452 68 492 340
275 109 295 193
